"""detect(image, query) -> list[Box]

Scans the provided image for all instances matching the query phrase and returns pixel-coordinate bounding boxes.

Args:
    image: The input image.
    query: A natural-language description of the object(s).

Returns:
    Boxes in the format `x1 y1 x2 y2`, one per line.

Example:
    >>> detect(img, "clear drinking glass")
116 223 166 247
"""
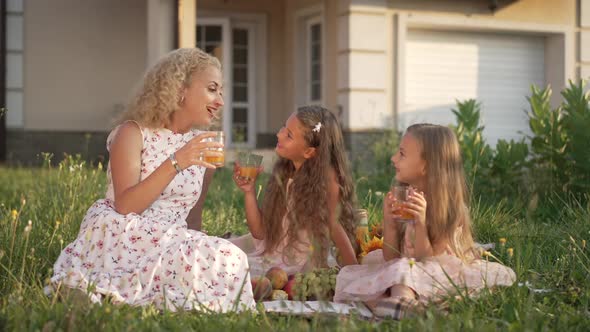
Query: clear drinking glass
204 131 225 167
236 152 263 181
391 185 414 223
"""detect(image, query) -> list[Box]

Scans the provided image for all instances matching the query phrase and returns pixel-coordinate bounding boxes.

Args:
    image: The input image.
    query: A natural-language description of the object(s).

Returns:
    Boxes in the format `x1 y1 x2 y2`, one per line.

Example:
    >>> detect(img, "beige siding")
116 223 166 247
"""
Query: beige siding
387 0 575 25
24 0 148 131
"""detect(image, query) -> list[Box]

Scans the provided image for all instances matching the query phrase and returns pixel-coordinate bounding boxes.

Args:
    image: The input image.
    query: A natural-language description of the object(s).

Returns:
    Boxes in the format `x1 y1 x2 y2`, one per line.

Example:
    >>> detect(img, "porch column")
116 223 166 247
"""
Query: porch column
337 0 391 165
338 0 391 131
147 0 176 66
177 0 196 48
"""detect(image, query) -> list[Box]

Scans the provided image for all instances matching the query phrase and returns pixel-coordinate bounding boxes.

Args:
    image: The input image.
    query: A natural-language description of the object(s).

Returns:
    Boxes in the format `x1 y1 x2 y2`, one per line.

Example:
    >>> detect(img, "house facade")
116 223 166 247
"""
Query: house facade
1 0 583 164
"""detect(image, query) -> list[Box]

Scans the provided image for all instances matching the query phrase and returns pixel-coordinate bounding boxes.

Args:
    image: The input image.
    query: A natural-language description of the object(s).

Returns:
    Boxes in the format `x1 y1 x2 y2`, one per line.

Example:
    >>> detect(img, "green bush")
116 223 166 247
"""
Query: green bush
353 129 398 196
451 99 530 204
527 81 590 201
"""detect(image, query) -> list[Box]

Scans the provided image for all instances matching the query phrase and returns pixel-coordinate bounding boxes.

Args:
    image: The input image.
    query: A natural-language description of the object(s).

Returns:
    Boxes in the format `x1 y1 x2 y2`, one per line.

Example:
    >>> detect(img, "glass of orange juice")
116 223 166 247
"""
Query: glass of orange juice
237 152 263 181
391 185 414 223
203 131 225 167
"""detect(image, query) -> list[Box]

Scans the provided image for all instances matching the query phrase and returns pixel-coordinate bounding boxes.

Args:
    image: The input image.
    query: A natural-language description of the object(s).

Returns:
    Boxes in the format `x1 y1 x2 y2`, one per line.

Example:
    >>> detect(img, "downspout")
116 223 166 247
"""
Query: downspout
174 0 179 48
0 0 6 162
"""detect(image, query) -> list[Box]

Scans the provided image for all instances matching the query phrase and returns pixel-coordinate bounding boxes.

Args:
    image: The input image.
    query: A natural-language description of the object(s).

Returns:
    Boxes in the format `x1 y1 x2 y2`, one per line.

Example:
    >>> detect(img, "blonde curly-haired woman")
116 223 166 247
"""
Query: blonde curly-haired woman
49 48 255 312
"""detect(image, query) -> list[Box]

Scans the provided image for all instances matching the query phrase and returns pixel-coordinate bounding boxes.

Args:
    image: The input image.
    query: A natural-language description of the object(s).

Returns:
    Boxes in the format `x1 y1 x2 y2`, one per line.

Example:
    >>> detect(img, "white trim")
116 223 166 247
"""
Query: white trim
306 16 323 104
394 13 406 128
231 22 257 148
294 4 325 109
295 4 323 20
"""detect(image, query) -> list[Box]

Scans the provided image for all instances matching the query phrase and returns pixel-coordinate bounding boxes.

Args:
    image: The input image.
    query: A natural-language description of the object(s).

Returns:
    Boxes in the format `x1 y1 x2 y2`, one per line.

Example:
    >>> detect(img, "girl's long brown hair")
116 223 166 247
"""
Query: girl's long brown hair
261 106 357 267
405 124 478 261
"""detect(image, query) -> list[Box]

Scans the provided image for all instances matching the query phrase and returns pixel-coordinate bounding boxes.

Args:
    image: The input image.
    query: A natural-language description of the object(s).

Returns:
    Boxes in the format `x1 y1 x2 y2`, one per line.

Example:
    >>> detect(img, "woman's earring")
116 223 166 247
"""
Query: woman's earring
179 96 185 105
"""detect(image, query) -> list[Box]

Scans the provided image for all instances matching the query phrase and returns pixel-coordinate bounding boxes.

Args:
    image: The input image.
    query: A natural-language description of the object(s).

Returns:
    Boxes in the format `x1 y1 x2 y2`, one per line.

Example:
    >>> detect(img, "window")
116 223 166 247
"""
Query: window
297 12 323 106
308 21 322 102
197 19 257 146
196 25 223 61
231 27 250 143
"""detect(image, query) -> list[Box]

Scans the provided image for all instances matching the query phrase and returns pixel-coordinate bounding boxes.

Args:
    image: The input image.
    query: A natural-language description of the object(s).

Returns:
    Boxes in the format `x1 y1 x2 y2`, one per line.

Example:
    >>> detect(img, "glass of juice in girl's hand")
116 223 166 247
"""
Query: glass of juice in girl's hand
237 152 263 181
391 185 414 223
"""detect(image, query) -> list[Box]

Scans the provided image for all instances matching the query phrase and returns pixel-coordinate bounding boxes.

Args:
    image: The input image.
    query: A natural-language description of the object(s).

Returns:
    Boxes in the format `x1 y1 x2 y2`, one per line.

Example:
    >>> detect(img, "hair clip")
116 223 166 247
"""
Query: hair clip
312 122 322 133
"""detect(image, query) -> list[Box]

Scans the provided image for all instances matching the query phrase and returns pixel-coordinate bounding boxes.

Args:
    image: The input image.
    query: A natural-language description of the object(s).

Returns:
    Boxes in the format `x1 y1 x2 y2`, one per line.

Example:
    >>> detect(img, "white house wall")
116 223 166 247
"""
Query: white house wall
338 4 392 130
23 0 148 131
336 0 576 144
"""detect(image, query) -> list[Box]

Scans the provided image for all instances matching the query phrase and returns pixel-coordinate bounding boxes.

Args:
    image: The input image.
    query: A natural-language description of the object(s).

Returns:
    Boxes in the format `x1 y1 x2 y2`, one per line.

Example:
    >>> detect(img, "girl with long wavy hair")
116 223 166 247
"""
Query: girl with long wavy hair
334 124 515 319
231 105 358 277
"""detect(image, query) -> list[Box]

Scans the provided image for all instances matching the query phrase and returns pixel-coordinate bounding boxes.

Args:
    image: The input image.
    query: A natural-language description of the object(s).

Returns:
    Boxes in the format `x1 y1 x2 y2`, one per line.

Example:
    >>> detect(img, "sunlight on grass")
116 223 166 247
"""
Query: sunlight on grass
1 155 589 330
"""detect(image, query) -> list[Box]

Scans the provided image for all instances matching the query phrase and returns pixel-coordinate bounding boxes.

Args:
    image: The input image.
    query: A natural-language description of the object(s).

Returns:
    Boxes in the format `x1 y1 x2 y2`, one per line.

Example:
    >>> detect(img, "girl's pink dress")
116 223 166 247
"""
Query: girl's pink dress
50 123 255 312
334 223 516 303
230 179 316 277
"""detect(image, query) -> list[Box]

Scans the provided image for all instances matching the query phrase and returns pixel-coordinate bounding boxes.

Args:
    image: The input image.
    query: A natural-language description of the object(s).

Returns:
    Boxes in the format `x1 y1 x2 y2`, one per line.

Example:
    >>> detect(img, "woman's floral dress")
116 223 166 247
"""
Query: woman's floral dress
50 123 255 312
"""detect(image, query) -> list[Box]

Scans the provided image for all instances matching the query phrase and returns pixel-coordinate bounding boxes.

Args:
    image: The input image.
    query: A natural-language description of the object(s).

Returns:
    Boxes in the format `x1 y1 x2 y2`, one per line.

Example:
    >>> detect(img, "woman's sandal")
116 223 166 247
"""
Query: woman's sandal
372 296 423 320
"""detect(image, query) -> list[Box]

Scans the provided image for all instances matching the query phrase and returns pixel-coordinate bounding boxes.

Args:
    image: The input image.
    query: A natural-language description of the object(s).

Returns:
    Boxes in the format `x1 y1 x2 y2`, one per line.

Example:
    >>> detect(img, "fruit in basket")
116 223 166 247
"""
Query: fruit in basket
291 267 339 301
282 277 296 300
270 289 289 301
251 276 272 301
265 266 288 290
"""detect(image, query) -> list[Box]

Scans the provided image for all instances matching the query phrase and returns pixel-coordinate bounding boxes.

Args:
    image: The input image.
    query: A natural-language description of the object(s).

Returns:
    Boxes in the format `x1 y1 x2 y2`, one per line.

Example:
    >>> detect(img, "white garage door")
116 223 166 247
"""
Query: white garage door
403 29 545 145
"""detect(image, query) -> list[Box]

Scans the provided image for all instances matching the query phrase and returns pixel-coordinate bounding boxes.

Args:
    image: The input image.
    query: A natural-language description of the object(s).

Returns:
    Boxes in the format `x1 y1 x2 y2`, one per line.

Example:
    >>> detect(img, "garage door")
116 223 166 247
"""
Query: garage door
403 29 545 145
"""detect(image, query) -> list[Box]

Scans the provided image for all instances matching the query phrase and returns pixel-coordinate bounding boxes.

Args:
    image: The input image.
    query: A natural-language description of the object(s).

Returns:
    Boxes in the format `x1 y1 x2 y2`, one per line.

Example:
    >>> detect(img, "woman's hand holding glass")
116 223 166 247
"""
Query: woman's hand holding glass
174 132 224 170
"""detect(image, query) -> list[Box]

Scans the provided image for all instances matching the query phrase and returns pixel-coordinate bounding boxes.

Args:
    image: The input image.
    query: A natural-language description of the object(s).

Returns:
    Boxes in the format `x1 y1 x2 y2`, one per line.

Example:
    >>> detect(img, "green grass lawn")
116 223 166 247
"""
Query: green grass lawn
1 156 589 331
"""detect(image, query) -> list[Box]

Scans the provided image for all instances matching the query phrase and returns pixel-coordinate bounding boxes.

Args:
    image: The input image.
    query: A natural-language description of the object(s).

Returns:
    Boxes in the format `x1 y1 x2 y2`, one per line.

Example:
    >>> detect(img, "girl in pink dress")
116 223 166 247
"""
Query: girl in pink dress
49 48 255 312
230 106 359 277
334 123 516 318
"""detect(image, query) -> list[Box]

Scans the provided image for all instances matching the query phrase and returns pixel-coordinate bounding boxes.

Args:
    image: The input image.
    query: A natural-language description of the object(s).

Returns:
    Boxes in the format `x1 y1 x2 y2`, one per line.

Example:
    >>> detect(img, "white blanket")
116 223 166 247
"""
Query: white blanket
262 300 373 318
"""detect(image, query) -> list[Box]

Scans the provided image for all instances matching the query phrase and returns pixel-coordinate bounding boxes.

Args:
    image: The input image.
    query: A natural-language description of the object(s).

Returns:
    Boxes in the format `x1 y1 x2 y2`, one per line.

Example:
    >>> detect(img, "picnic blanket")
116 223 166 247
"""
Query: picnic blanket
262 300 373 318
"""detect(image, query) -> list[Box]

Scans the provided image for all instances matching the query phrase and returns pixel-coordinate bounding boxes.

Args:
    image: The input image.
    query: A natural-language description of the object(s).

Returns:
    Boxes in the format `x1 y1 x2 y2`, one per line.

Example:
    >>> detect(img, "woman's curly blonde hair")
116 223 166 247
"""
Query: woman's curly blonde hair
118 48 221 128
261 106 358 268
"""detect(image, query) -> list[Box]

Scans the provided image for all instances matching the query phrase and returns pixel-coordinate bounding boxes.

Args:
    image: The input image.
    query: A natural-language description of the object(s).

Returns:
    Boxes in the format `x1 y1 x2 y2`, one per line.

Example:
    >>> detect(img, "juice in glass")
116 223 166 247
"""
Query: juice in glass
239 166 258 180
237 152 263 181
392 185 414 222
204 131 224 167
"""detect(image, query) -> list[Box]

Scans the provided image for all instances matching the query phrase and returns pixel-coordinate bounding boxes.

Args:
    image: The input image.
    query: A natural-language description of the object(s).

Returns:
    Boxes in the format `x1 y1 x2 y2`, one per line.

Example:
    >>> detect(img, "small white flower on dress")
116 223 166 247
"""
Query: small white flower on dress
312 122 322 133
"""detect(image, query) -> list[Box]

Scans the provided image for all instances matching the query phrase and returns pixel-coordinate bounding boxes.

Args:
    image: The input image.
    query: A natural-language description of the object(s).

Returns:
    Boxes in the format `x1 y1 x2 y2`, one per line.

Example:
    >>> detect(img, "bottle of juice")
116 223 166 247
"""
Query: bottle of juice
355 209 369 245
